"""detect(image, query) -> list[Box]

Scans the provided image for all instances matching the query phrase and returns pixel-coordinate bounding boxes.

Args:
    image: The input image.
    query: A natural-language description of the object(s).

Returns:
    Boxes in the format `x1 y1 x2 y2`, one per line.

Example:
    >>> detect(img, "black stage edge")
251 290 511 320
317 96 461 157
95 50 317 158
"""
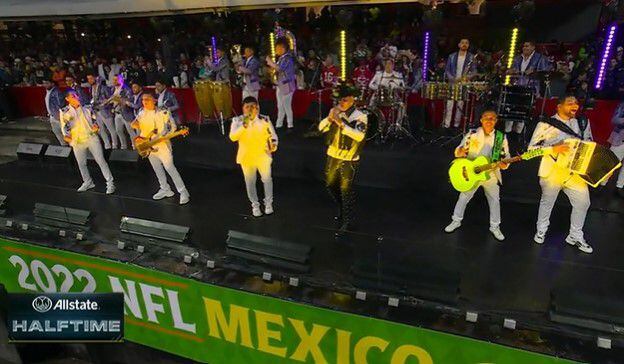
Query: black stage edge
1 125 624 363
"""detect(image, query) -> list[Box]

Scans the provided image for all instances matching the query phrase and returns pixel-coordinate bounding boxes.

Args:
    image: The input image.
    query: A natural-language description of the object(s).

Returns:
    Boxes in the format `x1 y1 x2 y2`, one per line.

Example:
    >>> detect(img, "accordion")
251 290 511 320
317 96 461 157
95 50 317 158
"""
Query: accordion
555 139 622 187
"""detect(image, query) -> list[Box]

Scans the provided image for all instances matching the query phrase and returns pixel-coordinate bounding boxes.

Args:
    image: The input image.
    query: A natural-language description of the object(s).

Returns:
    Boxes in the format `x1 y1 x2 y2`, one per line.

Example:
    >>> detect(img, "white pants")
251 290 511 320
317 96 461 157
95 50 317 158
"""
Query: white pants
114 113 135 149
605 143 624 189
148 144 187 193
72 137 114 186
451 177 501 229
49 117 67 146
275 88 294 128
504 120 525 134
537 173 590 240
443 100 463 128
241 158 273 208
96 112 116 149
242 89 259 102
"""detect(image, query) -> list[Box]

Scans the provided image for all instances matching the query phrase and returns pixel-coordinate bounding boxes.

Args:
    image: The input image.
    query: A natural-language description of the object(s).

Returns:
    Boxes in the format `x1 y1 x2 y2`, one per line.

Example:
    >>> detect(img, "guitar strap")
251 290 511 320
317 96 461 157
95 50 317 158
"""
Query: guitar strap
491 130 504 162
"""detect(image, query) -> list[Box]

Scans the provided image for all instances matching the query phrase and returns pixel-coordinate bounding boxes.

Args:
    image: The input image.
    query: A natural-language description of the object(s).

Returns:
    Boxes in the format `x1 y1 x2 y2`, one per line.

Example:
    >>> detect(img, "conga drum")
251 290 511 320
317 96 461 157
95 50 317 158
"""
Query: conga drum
210 81 233 119
193 80 215 118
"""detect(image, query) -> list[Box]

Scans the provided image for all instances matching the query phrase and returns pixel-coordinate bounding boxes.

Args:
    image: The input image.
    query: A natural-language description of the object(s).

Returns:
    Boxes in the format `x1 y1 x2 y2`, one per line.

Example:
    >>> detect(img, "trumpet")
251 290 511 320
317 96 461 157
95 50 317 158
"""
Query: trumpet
231 44 243 67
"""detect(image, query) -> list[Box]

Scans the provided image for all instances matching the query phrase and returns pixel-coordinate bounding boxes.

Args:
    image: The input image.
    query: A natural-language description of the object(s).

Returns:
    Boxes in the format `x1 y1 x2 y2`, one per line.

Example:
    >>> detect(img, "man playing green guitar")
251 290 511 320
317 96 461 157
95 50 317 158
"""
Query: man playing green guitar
444 110 510 241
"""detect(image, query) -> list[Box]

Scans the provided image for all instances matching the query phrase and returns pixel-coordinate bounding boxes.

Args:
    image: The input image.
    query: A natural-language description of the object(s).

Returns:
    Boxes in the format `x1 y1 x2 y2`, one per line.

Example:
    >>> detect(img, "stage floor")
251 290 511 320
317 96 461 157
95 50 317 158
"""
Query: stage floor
1 128 624 362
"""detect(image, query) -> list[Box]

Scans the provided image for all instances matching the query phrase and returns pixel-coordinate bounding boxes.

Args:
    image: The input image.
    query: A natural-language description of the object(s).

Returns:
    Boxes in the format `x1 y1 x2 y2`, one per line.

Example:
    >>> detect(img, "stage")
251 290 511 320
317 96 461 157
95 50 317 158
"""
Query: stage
1 126 624 362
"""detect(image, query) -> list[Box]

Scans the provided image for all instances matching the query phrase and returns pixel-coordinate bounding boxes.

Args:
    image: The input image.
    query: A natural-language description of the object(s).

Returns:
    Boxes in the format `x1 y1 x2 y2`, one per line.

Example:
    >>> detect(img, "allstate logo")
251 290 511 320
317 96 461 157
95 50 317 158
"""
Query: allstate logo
32 296 53 313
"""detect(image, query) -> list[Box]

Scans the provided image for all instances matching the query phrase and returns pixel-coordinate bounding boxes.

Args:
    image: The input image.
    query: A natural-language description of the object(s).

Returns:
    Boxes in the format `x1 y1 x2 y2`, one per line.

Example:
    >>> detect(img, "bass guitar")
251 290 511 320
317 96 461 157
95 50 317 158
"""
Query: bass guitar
449 148 545 192
134 127 190 158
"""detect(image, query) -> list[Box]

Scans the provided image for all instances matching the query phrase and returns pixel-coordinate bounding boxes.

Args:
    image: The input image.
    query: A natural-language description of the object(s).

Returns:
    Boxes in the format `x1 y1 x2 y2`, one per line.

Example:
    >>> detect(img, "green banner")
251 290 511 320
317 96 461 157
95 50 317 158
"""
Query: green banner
0 238 577 364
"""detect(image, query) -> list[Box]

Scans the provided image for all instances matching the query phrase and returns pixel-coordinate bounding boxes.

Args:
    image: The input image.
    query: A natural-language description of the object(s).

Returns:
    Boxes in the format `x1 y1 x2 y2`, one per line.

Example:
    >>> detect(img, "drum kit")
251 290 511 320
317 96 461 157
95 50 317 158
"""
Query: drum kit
360 83 415 143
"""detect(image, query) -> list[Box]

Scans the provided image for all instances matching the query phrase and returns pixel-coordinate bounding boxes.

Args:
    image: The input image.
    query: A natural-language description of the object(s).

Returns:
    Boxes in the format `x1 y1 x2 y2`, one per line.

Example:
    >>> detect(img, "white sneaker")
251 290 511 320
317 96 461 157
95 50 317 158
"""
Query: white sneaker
179 190 190 205
106 182 116 195
489 227 505 241
77 181 95 192
264 203 274 215
444 221 461 233
152 188 174 200
565 236 593 254
252 206 263 217
534 231 546 244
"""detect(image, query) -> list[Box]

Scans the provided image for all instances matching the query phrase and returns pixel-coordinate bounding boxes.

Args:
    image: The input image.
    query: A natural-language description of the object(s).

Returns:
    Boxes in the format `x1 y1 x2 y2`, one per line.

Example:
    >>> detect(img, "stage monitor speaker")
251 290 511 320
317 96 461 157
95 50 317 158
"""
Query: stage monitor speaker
109 149 140 163
44 145 72 162
16 143 44 160
33 203 91 227
120 216 190 242
352 256 460 305
550 286 624 334
225 230 311 273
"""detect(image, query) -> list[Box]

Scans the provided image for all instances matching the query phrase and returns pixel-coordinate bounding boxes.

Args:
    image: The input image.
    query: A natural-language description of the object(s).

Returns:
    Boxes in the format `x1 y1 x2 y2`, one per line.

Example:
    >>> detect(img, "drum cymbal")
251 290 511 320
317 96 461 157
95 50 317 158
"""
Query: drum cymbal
529 70 565 80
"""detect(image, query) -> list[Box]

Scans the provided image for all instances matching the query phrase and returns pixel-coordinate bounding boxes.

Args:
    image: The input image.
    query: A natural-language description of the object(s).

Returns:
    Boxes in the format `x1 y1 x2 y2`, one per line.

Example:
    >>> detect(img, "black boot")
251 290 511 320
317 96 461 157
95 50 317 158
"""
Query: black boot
617 188 624 198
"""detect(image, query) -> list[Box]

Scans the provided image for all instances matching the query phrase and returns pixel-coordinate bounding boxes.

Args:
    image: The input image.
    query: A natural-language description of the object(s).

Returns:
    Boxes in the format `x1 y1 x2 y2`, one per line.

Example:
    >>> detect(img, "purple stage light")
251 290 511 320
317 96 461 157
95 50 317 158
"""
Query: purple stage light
595 24 617 90
211 36 217 62
422 32 430 82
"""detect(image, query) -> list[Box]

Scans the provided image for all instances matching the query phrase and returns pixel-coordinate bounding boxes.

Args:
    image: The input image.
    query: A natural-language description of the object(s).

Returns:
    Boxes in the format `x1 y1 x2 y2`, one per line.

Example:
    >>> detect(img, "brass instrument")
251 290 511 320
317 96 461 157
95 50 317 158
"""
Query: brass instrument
274 22 297 55
231 44 244 87
269 22 297 85
231 44 243 67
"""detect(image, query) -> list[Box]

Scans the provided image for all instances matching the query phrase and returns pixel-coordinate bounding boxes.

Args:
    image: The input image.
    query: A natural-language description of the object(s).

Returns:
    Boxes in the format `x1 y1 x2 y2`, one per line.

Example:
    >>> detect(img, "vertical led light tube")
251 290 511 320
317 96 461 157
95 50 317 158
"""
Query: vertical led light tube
596 24 617 90
422 31 430 82
269 32 276 62
504 28 519 86
340 30 347 81
211 36 217 62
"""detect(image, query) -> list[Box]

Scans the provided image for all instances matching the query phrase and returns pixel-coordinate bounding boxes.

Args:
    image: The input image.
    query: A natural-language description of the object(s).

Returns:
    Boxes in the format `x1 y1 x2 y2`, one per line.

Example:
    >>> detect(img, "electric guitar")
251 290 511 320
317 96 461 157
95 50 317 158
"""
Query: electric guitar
449 148 546 192
134 127 190 158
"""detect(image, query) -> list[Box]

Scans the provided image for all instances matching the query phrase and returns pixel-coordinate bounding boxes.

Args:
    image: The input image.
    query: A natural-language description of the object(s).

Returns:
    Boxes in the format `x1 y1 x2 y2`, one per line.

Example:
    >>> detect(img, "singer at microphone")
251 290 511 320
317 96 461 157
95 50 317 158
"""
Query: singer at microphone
318 82 369 237
229 96 279 218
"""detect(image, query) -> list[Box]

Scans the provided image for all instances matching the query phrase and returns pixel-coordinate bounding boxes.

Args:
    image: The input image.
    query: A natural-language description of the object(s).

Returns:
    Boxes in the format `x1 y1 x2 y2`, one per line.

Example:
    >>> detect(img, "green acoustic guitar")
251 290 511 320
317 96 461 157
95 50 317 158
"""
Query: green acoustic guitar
448 148 546 192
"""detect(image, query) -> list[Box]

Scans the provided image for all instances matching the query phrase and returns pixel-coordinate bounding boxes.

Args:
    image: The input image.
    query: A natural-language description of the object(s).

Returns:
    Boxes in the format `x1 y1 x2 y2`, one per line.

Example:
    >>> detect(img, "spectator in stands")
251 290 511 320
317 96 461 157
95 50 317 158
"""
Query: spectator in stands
352 58 374 90
145 61 158 86
51 63 67 88
321 54 339 88
0 60 13 122
303 57 321 90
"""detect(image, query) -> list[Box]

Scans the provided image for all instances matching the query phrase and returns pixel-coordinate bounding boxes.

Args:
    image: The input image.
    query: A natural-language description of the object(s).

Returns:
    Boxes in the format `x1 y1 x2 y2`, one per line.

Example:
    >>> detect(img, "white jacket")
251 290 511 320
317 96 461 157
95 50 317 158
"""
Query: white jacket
528 114 593 178
456 127 510 183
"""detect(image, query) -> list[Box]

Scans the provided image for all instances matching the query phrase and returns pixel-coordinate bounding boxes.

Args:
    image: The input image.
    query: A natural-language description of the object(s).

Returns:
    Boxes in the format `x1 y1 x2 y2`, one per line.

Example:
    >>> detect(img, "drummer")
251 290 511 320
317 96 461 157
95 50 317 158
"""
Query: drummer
505 41 552 134
368 58 405 92
508 41 552 92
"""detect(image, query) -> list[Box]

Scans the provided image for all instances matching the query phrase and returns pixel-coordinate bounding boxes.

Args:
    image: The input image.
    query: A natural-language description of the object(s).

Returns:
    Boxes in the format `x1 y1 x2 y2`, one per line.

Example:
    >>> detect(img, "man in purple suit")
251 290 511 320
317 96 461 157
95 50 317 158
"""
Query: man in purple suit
602 101 624 197
266 38 297 132
443 38 476 129
506 41 552 133
237 45 261 101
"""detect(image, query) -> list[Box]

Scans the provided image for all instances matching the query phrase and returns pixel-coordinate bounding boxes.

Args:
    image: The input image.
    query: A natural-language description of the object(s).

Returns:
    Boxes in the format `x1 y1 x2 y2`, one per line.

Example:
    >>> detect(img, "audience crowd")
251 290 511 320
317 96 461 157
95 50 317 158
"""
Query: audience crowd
0 5 618 121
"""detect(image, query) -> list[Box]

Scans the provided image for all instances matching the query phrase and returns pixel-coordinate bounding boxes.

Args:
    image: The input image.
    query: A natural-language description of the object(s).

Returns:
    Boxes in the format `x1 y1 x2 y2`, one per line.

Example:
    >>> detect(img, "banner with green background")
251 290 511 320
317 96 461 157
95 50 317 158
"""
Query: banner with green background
0 238 578 363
